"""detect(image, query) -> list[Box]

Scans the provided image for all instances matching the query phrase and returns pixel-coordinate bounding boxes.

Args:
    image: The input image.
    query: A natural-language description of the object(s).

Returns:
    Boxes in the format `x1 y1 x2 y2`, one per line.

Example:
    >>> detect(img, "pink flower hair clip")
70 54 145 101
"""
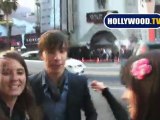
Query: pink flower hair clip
130 58 152 80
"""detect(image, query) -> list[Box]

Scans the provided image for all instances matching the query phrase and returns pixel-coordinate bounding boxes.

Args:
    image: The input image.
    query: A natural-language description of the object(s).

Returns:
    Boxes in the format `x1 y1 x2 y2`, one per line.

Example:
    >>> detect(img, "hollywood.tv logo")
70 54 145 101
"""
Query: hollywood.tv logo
103 13 160 29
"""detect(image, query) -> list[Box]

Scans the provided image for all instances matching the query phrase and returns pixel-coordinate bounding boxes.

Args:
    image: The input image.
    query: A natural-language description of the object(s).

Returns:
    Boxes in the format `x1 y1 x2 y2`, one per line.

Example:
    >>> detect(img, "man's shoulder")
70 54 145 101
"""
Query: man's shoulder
67 72 88 84
68 72 87 80
28 72 43 85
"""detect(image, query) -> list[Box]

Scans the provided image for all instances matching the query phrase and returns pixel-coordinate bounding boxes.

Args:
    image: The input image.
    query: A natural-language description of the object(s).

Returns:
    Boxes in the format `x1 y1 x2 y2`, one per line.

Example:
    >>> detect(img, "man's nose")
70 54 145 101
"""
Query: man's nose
53 51 61 60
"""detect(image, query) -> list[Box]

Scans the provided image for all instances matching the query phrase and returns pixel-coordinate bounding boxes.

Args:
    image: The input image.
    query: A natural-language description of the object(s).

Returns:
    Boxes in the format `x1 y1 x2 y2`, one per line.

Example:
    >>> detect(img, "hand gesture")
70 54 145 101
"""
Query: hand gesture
90 80 107 92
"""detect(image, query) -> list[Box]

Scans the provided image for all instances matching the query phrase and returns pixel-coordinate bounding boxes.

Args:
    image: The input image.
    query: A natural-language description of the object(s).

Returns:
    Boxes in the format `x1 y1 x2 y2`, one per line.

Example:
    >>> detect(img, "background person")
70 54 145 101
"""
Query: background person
29 30 97 120
0 51 41 120
91 50 160 120
120 50 160 120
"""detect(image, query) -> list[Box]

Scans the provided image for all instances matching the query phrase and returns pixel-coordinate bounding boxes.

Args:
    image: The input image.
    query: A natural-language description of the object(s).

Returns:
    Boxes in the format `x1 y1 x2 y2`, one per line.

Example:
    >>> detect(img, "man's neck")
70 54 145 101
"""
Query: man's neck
47 70 64 85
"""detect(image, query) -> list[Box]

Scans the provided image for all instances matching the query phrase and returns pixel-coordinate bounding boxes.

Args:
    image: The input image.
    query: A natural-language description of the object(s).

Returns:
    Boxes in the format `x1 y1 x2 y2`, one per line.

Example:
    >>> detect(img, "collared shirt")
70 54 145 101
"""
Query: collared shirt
41 70 68 120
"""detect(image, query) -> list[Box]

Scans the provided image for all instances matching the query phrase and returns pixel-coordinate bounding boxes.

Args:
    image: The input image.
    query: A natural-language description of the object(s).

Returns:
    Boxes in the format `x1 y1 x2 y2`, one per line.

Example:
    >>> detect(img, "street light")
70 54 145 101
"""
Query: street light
35 0 41 37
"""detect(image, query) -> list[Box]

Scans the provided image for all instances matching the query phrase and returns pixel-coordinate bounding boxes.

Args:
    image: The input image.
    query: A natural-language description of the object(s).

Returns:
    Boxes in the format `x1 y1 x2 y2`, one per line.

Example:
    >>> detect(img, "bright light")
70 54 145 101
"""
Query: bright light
18 0 35 11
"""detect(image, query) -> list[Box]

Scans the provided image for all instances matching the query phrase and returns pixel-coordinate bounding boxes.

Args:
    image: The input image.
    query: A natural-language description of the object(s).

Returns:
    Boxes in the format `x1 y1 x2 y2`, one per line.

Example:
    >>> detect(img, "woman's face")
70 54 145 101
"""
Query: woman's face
0 58 26 99
122 88 137 119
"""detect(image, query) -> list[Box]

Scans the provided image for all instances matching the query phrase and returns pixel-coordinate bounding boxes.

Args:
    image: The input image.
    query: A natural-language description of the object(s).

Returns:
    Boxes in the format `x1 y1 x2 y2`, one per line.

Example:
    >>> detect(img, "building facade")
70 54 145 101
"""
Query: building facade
35 0 61 33
1 0 158 52
71 0 127 47
24 0 158 48
35 0 129 47
138 0 156 42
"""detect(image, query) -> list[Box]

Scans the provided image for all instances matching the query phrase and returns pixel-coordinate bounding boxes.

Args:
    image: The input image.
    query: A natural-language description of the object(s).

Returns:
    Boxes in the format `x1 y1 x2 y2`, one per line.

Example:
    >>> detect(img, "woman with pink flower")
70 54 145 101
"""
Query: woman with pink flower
91 50 160 120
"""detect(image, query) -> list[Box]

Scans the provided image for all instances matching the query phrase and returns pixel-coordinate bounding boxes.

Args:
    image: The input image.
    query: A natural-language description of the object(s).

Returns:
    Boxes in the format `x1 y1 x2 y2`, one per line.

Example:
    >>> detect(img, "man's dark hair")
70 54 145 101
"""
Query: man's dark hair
38 30 69 54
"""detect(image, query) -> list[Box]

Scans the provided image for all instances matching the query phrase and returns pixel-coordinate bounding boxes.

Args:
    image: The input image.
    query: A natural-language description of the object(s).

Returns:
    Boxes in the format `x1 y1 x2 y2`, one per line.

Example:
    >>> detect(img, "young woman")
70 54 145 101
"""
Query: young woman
0 51 42 120
91 50 160 120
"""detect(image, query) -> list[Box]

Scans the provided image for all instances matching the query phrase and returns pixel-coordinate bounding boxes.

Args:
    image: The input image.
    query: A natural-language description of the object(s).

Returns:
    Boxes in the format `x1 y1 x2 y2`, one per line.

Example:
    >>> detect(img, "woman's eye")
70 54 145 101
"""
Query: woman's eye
2 70 10 75
17 71 24 75
17 69 25 75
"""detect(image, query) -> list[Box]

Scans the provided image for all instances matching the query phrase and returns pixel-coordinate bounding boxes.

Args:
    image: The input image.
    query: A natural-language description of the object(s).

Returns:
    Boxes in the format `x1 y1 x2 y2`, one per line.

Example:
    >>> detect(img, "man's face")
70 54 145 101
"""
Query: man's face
41 47 68 75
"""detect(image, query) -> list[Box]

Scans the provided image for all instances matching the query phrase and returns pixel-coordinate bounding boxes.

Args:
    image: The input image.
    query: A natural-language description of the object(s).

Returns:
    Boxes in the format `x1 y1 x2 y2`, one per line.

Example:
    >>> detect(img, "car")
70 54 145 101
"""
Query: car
21 50 86 75
132 41 160 56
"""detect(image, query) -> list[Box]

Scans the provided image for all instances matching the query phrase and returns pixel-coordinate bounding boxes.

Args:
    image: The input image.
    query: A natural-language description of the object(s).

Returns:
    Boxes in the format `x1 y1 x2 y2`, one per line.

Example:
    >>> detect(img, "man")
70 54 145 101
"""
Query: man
29 30 97 120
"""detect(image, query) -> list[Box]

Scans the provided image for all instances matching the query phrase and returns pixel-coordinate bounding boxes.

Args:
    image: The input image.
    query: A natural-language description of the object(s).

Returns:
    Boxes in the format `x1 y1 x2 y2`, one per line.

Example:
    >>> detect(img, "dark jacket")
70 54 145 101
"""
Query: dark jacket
0 98 27 120
102 88 129 120
29 71 97 120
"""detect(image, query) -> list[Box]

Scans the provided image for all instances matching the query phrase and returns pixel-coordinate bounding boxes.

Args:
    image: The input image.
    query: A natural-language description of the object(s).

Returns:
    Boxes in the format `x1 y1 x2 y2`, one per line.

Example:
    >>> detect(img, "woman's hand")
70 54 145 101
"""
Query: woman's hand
91 80 107 91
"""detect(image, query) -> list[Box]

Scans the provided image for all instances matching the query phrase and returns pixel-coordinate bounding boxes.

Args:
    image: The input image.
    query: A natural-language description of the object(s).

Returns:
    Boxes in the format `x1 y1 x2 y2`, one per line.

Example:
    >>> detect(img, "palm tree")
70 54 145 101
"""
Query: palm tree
0 0 18 49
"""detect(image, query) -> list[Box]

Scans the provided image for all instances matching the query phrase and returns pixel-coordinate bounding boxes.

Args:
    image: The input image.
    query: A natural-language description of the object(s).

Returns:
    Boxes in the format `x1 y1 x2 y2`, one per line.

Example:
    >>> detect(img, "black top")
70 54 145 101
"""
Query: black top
102 88 129 120
0 98 27 120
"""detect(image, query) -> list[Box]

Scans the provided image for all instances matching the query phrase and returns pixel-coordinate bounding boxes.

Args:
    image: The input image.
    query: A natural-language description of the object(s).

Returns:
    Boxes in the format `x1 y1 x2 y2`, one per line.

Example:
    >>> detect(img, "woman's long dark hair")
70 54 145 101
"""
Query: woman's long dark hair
120 50 160 120
0 51 42 120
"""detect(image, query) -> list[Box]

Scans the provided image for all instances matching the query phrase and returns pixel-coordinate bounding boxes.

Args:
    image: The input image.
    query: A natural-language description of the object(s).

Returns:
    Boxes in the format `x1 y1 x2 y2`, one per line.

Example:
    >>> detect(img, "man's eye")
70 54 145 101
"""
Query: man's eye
45 51 55 55
60 49 66 53
46 51 52 54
